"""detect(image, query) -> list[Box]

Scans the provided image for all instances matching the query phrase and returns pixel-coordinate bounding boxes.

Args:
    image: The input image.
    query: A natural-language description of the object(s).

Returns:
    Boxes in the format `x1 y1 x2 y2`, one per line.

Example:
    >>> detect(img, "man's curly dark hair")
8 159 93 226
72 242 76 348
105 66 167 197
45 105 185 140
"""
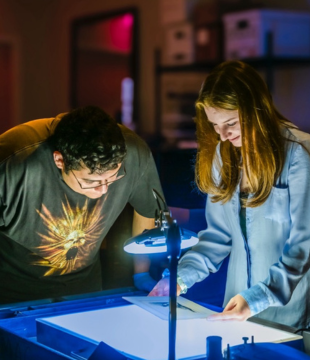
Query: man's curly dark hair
50 106 127 174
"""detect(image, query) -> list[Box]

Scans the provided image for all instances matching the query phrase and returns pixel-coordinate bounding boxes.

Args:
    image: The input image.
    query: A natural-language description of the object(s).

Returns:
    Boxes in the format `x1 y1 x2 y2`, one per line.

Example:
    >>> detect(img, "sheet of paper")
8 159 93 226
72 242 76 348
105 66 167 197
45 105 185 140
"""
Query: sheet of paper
122 296 215 320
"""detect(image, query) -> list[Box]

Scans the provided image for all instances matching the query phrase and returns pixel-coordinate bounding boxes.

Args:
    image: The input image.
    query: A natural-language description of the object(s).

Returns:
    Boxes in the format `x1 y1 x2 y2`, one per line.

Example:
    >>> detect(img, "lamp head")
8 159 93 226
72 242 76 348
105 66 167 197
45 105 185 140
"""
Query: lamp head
124 189 199 254
123 226 198 254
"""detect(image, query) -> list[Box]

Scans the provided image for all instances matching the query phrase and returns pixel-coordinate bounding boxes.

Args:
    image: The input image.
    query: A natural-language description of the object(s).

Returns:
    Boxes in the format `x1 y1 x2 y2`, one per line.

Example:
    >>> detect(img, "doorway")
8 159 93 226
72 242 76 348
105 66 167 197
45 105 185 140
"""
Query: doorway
70 8 139 131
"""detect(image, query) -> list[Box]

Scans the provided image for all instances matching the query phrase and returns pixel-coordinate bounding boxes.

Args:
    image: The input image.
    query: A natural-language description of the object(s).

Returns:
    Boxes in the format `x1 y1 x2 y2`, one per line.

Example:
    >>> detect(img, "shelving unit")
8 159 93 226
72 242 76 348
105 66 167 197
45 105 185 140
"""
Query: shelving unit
154 32 310 147
156 57 310 74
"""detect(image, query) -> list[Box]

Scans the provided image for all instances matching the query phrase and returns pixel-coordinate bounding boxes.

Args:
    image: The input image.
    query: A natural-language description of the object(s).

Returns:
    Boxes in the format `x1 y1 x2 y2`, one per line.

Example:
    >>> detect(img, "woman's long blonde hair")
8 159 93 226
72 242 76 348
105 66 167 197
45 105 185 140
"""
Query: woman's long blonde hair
195 61 290 207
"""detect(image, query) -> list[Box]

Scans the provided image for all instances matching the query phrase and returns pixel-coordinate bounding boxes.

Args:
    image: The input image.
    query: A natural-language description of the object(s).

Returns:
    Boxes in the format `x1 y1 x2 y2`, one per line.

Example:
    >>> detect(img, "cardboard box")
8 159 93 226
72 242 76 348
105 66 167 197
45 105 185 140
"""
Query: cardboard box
223 9 310 59
163 22 195 65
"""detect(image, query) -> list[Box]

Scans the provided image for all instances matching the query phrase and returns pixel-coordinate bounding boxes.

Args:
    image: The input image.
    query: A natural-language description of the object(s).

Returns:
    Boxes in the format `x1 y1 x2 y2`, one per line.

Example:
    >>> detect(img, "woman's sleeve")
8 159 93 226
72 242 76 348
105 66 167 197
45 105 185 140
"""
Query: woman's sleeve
240 144 310 316
178 194 232 289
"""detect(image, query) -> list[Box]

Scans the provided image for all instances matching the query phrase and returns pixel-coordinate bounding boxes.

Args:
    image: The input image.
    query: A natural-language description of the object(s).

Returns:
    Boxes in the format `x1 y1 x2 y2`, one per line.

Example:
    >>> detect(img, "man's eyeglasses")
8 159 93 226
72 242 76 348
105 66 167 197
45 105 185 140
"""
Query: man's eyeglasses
71 166 126 189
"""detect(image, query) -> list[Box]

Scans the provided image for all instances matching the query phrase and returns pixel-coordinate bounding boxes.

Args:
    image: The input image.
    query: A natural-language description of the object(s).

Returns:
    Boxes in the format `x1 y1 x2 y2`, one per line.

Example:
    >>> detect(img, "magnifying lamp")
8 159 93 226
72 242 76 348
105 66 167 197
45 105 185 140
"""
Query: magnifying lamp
124 189 199 360
123 225 198 254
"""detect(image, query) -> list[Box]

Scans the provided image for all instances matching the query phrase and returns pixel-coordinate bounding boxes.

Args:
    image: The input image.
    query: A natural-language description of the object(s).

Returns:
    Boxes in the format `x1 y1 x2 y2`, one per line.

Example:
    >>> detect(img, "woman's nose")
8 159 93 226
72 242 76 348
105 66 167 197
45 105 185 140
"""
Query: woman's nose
219 127 230 141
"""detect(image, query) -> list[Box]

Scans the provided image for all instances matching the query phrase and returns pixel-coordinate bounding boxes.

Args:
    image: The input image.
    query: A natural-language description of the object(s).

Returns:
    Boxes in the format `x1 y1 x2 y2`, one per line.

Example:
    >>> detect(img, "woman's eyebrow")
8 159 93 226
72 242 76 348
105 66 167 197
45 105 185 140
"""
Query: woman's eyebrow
208 116 238 124
223 117 238 123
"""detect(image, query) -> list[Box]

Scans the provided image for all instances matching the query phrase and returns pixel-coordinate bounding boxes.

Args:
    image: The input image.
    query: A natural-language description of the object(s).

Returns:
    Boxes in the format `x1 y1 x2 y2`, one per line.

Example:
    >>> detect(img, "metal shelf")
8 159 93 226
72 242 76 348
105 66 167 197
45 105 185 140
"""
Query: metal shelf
154 32 310 147
156 57 310 74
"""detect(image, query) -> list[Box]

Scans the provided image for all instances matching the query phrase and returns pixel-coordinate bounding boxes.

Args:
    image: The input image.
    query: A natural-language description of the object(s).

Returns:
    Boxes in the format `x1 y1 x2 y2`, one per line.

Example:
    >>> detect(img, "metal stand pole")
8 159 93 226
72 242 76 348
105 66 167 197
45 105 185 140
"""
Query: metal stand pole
167 222 181 360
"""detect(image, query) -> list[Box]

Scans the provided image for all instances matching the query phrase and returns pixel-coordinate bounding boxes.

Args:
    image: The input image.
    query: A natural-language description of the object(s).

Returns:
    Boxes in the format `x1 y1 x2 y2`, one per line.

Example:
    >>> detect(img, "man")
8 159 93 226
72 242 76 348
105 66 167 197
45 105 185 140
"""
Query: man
0 106 161 304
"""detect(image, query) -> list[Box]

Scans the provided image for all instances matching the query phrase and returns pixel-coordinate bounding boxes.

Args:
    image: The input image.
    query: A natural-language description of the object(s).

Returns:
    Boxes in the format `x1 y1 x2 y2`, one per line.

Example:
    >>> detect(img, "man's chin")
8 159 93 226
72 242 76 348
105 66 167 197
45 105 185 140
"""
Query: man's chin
85 192 104 199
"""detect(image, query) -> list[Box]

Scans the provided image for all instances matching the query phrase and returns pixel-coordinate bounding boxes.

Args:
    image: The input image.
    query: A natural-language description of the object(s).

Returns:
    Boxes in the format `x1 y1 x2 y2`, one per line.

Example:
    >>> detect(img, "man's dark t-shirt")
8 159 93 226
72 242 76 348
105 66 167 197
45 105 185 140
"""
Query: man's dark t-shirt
0 114 163 304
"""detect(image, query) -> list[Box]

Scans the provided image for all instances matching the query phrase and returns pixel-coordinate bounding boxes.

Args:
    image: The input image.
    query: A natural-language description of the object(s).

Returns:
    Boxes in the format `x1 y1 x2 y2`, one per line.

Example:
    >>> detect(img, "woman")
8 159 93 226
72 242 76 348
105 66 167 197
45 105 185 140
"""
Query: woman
150 61 310 329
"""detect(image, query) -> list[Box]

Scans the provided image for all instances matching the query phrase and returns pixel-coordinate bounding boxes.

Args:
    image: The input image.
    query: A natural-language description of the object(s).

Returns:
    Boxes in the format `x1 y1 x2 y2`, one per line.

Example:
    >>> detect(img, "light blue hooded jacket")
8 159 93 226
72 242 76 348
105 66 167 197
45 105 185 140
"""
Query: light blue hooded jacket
178 126 310 328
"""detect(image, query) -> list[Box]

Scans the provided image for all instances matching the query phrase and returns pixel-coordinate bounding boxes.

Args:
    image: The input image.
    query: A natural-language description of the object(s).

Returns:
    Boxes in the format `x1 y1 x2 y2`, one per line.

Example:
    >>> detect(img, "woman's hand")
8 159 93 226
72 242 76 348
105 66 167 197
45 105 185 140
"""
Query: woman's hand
148 278 181 296
207 294 251 321
133 272 157 292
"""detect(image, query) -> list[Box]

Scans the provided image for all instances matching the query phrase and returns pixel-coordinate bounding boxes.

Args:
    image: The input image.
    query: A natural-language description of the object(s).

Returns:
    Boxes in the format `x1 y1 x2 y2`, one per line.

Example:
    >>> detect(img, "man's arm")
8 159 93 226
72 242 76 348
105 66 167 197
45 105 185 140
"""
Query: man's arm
131 210 158 292
132 210 154 274
132 209 155 236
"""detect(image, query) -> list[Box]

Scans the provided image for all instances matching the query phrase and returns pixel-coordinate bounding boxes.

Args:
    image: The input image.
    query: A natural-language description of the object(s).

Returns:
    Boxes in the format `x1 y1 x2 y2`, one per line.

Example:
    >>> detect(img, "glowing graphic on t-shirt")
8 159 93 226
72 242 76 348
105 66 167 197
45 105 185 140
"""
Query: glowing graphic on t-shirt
32 196 105 276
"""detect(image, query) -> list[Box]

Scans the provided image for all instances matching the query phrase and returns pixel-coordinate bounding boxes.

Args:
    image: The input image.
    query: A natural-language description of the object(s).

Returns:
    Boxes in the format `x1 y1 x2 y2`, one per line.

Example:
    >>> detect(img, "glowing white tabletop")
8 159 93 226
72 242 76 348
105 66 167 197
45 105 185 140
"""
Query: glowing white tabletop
37 301 301 360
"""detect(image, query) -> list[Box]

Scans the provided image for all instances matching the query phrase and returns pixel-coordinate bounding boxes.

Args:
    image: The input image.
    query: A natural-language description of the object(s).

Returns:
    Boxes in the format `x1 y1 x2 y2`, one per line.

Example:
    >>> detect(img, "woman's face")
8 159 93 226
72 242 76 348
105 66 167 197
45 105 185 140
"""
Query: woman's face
204 106 242 147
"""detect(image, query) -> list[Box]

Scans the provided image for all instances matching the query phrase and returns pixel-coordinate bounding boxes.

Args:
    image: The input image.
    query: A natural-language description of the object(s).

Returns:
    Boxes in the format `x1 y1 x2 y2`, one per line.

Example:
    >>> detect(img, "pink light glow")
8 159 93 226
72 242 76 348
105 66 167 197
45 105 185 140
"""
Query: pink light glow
109 13 133 54
122 13 134 28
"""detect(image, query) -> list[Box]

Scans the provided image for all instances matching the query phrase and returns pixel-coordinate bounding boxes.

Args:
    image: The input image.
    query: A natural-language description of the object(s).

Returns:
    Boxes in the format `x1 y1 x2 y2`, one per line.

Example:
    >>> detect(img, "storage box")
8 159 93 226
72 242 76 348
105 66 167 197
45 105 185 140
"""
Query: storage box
163 22 195 65
223 9 310 59
160 72 205 144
